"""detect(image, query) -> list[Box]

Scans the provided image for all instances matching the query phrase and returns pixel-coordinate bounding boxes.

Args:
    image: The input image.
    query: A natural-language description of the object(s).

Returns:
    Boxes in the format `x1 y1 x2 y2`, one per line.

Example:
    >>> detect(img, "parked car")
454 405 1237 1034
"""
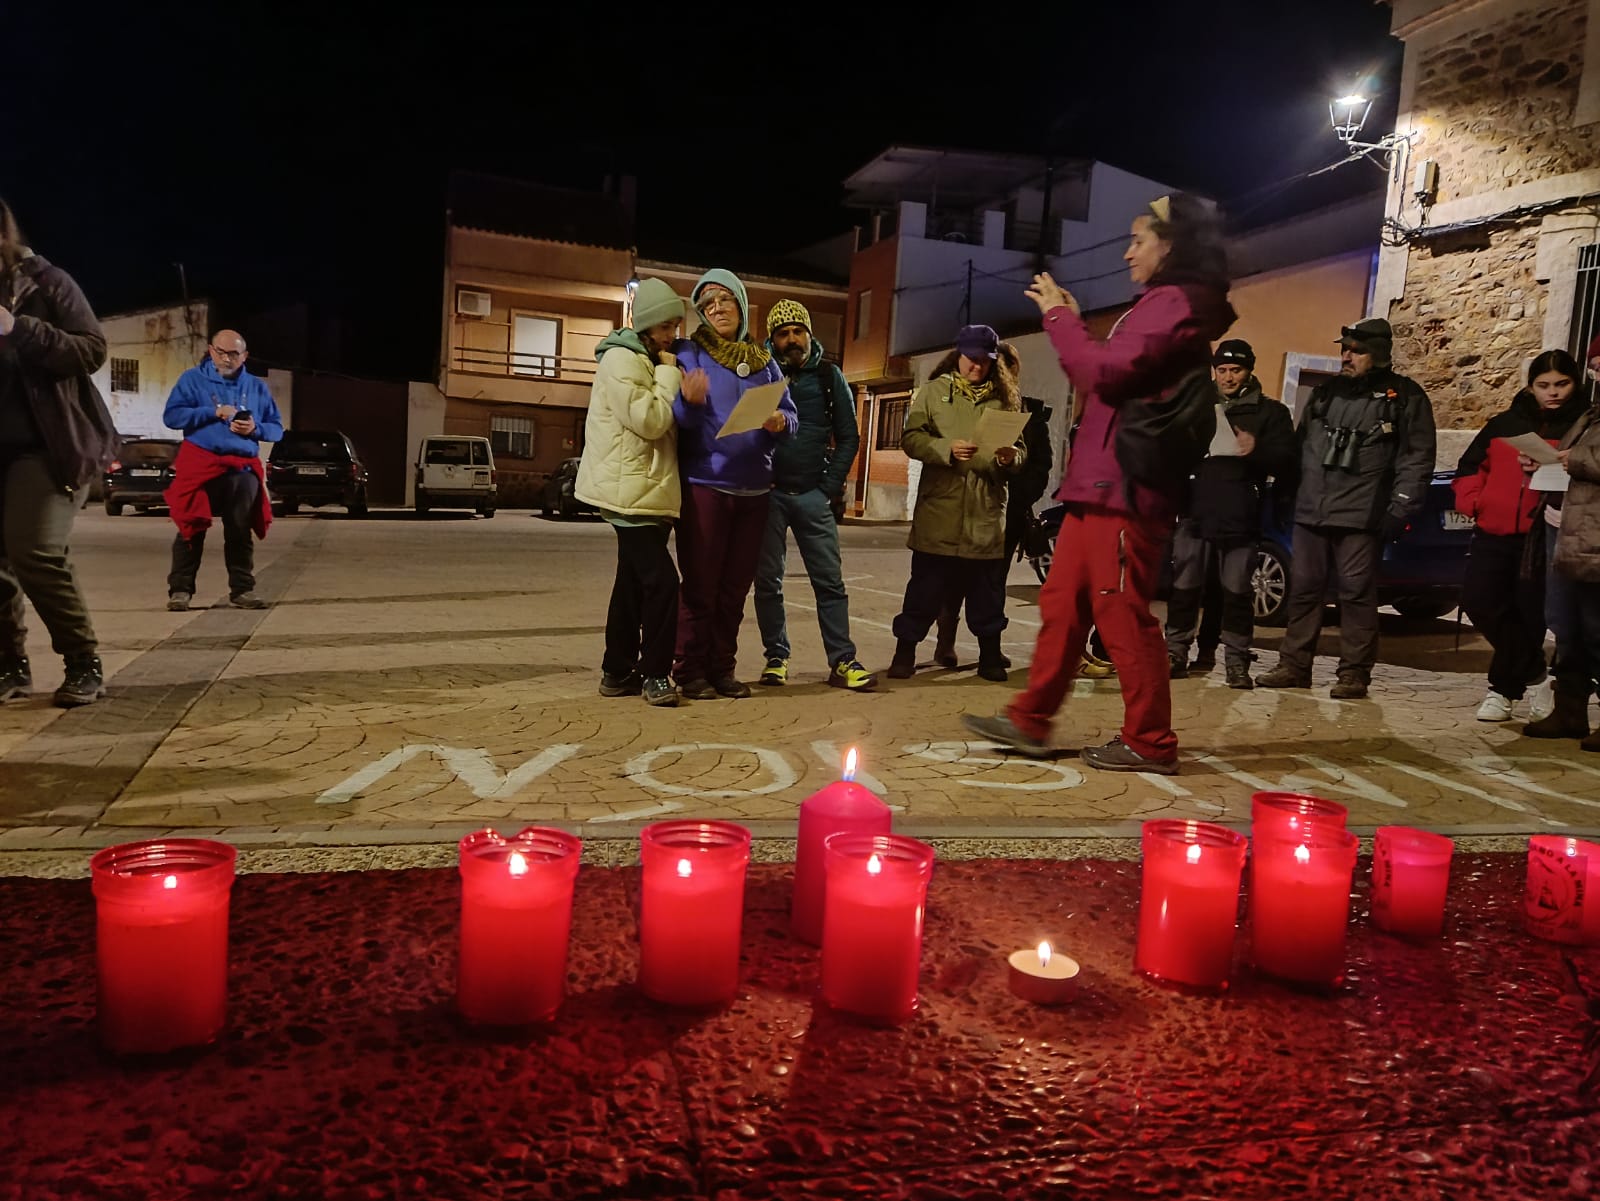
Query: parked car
539 457 597 519
1028 471 1473 624
415 435 496 517
102 437 181 515
267 429 370 516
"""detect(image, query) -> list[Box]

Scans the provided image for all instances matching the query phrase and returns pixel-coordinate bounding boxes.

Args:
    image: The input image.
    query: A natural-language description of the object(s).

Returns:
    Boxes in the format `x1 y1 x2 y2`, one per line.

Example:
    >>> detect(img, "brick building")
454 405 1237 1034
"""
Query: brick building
1377 0 1600 428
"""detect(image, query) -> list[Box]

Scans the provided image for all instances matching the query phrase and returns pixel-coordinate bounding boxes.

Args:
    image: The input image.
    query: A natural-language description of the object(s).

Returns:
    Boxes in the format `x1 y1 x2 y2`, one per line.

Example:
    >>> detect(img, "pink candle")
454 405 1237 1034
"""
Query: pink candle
792 747 891 945
1251 826 1359 988
1135 819 1248 990
638 820 752 1007
1525 835 1600 946
1371 826 1453 938
820 833 935 1024
91 839 237 1054
457 827 582 1025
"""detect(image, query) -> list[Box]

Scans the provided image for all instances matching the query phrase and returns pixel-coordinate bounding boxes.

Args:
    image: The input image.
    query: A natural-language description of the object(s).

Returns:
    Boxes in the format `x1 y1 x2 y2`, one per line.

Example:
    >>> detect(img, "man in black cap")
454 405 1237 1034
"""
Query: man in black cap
1165 339 1296 688
1257 318 1436 699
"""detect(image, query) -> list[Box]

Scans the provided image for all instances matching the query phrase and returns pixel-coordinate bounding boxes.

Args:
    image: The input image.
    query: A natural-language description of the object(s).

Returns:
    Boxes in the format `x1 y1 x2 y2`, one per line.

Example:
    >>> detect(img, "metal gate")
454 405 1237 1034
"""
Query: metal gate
1574 241 1599 363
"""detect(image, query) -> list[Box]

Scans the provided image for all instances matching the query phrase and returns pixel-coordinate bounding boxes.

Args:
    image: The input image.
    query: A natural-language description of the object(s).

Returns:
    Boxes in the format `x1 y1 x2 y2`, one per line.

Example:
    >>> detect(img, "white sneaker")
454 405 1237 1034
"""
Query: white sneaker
1476 690 1515 722
1527 676 1556 722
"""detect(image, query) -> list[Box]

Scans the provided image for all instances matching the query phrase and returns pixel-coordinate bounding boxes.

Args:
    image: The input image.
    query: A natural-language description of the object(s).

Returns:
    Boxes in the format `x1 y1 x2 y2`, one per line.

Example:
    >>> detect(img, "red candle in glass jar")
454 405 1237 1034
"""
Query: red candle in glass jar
1371 826 1453 938
1525 835 1600 946
91 839 237 1054
1250 791 1347 897
638 820 752 1007
457 827 582 1025
820 832 935 1024
1135 819 1248 990
1251 826 1359 988
792 747 892 945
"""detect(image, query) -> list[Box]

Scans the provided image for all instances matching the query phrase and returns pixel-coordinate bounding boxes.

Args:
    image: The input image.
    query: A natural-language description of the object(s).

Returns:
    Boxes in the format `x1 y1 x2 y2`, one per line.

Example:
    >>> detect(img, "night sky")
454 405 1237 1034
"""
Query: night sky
7 1 1400 379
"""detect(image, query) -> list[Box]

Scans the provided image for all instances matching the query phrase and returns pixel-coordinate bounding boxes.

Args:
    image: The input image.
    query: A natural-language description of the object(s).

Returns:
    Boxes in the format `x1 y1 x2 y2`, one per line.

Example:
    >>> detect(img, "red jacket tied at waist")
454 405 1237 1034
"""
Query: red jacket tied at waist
164 440 273 542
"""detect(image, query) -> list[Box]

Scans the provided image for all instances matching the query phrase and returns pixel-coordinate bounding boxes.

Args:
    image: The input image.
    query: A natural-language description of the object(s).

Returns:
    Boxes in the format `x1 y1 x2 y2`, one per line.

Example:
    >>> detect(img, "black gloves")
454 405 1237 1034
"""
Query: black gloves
1380 512 1410 543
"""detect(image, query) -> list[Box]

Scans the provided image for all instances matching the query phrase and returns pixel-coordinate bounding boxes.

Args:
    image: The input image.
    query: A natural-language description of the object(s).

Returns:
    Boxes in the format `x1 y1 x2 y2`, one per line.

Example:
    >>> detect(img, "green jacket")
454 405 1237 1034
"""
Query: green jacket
901 371 1026 559
764 336 859 497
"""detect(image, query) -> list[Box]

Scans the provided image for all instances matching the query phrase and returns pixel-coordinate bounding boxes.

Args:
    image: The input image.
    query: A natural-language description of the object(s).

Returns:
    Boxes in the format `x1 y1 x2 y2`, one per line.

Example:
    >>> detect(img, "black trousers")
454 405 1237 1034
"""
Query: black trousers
603 522 679 680
1277 524 1381 679
167 470 260 596
1461 530 1546 700
896 550 1007 642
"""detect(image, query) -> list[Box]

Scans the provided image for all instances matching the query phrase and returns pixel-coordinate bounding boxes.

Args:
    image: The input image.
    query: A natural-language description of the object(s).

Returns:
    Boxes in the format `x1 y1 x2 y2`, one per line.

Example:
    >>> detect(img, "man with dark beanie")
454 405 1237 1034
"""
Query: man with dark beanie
1258 318 1436 699
1165 339 1296 688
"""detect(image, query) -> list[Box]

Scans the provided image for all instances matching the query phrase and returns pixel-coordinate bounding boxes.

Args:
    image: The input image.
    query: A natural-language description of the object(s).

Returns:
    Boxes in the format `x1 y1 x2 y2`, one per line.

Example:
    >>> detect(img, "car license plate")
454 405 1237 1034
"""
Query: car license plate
1441 510 1475 530
474 471 489 481
299 465 328 476
130 468 162 477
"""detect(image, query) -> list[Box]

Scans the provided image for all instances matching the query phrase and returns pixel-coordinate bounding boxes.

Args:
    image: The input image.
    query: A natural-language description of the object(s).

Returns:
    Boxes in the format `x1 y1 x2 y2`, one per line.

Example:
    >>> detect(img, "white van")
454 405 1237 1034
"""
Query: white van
415 436 497 517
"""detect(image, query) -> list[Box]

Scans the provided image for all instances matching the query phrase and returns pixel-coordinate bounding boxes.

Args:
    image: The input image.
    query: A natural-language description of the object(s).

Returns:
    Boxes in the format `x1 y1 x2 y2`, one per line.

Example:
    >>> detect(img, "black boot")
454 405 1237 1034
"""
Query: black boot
1524 690 1592 739
54 655 105 708
888 639 919 679
977 635 1008 682
0 654 31 703
934 610 959 668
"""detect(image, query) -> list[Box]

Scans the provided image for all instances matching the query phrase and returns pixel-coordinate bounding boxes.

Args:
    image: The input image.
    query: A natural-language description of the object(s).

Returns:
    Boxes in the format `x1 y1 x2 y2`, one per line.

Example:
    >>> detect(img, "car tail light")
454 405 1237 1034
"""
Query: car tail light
490 469 498 484
350 463 359 479
108 460 122 473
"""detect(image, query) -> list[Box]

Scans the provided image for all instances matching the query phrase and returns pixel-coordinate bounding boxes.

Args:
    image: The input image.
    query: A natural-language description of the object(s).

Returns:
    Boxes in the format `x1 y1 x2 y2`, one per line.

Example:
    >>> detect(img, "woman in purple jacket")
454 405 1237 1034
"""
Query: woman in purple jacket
965 194 1235 774
671 269 797 699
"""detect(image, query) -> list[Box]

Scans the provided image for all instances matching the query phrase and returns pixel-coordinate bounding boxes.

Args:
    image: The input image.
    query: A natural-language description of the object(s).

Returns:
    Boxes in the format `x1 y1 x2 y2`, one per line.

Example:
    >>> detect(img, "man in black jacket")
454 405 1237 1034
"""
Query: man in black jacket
1258 318 1437 699
1166 340 1296 688
754 300 875 690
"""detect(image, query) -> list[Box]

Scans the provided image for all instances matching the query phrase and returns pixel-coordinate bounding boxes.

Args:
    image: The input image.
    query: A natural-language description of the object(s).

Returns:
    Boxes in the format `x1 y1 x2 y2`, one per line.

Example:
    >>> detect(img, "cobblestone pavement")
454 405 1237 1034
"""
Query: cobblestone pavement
2 507 1598 858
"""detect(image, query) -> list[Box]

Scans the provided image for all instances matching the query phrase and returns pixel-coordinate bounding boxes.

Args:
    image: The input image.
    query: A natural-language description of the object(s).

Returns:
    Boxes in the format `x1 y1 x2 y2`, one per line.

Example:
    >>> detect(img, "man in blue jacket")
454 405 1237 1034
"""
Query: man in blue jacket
162 329 283 610
754 300 875 691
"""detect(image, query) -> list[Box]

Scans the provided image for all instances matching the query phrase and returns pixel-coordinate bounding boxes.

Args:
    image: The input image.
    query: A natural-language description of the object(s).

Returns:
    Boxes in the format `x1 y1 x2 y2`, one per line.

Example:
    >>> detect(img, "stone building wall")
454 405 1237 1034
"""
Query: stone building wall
1385 0 1596 428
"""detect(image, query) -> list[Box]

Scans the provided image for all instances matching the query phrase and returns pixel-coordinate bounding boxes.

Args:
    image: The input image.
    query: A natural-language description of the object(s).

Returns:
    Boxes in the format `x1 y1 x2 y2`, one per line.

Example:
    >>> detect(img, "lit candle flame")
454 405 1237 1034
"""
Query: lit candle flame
677 858 693 879
507 851 528 877
162 875 177 890
1038 941 1052 968
1567 839 1580 858
843 747 858 783
866 853 882 876
1294 844 1311 865
1186 844 1202 865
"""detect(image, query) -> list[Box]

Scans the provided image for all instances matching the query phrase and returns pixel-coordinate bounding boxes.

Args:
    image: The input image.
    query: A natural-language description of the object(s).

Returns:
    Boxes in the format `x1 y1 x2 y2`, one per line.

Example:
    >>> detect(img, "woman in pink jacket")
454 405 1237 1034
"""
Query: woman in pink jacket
965 193 1235 774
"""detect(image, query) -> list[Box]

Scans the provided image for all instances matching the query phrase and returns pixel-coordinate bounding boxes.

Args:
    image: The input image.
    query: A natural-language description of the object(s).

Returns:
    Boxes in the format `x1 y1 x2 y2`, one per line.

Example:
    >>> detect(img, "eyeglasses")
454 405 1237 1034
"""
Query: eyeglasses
698 294 737 313
210 346 245 360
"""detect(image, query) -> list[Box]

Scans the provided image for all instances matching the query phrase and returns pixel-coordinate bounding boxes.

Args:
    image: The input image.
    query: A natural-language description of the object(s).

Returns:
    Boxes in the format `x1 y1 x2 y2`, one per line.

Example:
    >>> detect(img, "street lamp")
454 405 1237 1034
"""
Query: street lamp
624 273 639 323
1329 94 1373 144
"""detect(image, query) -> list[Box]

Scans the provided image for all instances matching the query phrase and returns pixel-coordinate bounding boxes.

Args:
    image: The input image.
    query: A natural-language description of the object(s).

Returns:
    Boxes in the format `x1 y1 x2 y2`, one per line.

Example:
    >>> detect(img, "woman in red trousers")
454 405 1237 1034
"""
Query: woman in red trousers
964 193 1235 774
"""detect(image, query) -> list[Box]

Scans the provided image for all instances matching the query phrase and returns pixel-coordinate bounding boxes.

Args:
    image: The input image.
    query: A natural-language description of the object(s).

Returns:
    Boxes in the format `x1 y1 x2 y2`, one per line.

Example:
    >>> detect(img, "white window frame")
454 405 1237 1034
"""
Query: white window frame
510 310 561 378
491 414 534 459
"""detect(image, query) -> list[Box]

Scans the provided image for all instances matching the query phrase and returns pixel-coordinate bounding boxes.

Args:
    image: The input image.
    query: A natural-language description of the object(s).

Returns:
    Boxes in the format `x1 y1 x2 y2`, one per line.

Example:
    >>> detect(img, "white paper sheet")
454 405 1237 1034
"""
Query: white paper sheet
714 379 789 438
1208 406 1240 457
1500 432 1561 465
1530 462 1569 491
973 408 1031 456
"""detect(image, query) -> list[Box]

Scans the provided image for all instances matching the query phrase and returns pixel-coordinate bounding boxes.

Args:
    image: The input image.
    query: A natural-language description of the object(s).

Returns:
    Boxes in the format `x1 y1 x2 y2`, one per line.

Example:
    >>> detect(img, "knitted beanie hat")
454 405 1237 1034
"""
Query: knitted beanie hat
630 278 686 332
766 298 812 336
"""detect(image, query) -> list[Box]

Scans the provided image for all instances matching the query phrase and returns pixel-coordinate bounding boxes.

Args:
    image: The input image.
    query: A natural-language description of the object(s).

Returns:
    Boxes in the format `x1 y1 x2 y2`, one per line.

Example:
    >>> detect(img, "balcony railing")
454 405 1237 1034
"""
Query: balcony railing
450 347 599 382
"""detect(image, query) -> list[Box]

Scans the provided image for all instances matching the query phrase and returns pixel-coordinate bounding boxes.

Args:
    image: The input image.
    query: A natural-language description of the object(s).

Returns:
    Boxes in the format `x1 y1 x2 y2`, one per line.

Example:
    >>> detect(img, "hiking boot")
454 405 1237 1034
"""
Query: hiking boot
1527 676 1556 722
1225 664 1254 690
1168 654 1188 680
1475 690 1515 722
759 657 788 686
1583 728 1600 753
1329 671 1369 700
933 622 959 669
828 660 878 692
1191 646 1217 673
962 712 1053 759
678 678 719 701
599 671 642 697
166 591 192 612
887 639 918 680
53 655 105 708
977 635 1008 683
230 591 268 609
1523 691 1591 739
1081 735 1179 775
712 675 751 699
642 677 679 707
1257 664 1311 689
0 655 30 703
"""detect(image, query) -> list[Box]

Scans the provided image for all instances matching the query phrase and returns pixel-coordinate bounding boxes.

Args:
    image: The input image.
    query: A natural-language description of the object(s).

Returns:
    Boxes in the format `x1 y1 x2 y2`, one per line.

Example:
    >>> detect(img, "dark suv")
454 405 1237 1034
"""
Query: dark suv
267 430 370 516
103 437 180 515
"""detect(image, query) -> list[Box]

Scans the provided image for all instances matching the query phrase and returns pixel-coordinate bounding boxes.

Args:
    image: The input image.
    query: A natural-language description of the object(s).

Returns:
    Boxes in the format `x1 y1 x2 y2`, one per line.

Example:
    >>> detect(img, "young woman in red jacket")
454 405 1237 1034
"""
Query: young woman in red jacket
1451 349 1586 722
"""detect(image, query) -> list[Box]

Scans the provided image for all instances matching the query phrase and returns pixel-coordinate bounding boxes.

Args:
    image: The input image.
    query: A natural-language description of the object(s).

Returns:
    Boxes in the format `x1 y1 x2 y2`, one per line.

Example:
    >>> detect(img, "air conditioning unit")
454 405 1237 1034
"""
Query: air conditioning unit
456 289 492 318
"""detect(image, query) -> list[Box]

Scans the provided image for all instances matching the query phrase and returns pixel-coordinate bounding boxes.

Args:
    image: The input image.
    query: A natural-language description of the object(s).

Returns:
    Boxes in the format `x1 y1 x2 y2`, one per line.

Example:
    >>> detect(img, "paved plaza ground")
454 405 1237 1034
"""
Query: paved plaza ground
2 507 1598 872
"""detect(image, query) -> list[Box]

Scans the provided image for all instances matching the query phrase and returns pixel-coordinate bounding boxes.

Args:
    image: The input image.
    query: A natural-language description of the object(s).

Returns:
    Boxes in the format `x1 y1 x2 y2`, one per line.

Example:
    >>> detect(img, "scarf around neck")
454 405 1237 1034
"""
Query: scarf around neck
950 374 996 405
692 324 771 376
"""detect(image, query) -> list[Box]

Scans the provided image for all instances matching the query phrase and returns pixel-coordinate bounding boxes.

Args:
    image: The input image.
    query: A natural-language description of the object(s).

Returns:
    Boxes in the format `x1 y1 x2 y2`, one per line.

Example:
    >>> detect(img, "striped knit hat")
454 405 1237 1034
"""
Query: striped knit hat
766 298 812 337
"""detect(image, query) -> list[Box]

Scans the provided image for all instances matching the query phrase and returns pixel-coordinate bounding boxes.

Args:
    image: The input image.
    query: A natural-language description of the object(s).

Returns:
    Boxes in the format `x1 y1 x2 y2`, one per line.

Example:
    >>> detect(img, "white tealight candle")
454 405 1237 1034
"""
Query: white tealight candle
1007 940 1080 1005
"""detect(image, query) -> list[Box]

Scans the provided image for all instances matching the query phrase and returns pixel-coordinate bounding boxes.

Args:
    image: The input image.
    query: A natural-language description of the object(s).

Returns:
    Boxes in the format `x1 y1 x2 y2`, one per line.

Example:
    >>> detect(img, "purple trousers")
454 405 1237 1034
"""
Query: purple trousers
674 483 770 683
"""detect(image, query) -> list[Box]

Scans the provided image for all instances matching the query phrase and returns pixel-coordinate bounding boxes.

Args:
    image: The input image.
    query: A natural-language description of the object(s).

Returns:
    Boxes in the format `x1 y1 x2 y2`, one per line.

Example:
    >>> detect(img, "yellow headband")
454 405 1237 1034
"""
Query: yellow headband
1149 196 1172 224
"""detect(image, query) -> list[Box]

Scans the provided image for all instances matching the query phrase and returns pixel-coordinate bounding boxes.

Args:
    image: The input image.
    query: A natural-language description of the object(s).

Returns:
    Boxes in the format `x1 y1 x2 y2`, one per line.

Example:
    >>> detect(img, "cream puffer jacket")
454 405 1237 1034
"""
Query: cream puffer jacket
574 344 683 518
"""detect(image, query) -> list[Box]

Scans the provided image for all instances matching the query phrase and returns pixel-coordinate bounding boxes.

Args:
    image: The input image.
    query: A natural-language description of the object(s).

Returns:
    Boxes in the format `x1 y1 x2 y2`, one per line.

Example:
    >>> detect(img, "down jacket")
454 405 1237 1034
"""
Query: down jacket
901 345 1026 560
1552 403 1600 584
1294 368 1436 531
1452 388 1588 537
574 331 683 518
